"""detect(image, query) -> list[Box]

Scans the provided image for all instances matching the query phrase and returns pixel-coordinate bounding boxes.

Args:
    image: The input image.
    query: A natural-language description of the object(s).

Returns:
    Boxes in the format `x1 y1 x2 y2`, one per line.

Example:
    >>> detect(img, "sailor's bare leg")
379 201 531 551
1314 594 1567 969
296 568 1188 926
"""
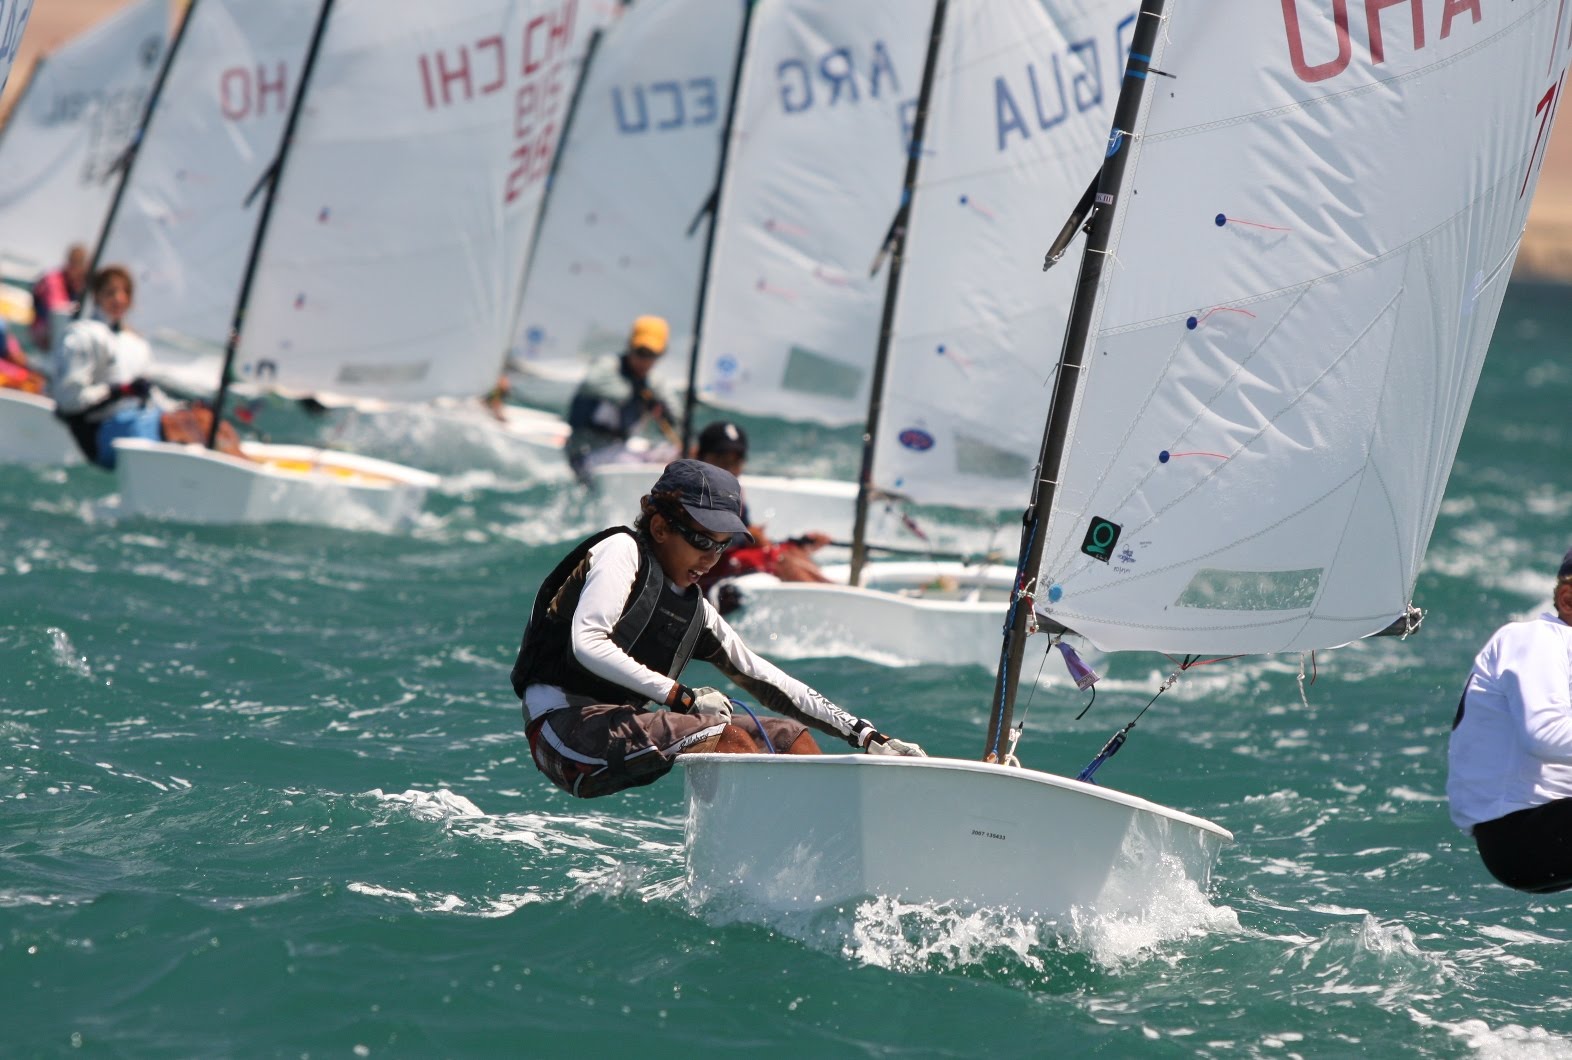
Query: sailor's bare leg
785 731 821 755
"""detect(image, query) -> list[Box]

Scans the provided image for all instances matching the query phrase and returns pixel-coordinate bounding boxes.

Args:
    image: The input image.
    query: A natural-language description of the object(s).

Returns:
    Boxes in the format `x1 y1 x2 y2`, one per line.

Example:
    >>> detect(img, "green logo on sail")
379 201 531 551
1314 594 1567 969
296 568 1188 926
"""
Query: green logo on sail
1081 517 1121 563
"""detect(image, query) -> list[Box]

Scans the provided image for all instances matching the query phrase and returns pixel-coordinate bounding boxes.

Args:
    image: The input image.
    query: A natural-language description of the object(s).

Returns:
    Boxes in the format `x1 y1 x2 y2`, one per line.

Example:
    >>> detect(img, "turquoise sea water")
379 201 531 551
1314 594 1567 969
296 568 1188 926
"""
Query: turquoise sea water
4 281 1572 1057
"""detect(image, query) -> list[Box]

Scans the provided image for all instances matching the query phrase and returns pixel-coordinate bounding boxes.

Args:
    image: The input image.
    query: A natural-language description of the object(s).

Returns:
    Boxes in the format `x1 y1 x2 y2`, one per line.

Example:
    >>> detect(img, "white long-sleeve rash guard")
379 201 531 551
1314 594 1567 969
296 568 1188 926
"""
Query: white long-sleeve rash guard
523 533 874 747
1448 611 1572 831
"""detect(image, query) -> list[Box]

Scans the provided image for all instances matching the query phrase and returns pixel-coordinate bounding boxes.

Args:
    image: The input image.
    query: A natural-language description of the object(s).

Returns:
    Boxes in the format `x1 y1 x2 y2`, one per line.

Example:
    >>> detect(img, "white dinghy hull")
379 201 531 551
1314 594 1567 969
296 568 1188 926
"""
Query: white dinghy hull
591 463 859 538
682 755 1231 918
112 438 440 530
0 390 85 466
719 561 1013 669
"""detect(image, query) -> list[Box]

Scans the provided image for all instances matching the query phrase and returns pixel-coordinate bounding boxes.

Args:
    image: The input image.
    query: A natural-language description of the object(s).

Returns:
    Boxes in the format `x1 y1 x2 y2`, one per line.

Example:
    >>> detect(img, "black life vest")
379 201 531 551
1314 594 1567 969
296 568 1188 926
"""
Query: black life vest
510 527 706 706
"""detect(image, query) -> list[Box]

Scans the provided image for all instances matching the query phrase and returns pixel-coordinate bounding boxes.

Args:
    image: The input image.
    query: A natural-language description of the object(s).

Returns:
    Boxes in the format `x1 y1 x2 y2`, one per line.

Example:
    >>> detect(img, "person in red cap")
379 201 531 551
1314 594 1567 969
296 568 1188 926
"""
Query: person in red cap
563 314 678 483
692 419 831 600
1449 547 1572 892
510 458 925 799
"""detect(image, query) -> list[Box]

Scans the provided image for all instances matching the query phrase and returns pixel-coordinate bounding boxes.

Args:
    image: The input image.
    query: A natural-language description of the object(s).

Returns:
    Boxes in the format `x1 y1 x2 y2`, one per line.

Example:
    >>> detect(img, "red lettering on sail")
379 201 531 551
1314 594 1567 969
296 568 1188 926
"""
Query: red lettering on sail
1285 0 1486 82
219 67 251 120
1366 0 1424 64
435 45 474 106
1281 0 1353 83
411 0 578 206
1439 0 1481 39
506 0 575 203
220 64 292 121
476 35 505 95
1522 74 1565 198
256 61 287 115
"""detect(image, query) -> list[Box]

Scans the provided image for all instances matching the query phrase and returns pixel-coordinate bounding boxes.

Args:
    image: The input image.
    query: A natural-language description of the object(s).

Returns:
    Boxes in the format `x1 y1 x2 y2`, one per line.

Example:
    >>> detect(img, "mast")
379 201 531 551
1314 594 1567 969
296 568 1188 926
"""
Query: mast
505 26 605 371
79 0 198 317
983 0 1167 762
205 0 335 448
847 0 948 587
677 0 757 451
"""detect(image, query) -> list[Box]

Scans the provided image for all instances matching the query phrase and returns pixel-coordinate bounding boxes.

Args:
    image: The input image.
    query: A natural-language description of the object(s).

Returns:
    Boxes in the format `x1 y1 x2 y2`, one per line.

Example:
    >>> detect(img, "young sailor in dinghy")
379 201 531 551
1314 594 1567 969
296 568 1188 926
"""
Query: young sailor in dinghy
1449 548 1572 893
49 265 244 469
511 458 925 798
692 419 831 595
563 314 679 483
49 265 169 469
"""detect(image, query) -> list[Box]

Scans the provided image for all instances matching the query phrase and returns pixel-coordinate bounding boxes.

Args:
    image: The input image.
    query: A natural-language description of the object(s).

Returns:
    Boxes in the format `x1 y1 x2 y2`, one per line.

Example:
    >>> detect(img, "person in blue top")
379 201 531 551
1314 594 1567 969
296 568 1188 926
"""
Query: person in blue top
1448 547 1572 892
564 315 678 483
49 265 168 469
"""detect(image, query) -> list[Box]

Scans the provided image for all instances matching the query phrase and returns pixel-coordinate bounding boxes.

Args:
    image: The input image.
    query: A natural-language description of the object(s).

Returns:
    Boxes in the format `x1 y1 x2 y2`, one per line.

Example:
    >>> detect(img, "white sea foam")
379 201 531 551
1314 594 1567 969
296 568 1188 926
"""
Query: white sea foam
1409 1013 1572 1059
47 627 92 679
363 787 484 821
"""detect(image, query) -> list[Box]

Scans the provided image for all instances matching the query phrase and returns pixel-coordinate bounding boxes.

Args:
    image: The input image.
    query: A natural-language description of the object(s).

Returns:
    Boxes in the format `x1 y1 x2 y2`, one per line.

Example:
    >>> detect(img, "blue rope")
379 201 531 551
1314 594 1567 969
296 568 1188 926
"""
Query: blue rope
729 698 777 754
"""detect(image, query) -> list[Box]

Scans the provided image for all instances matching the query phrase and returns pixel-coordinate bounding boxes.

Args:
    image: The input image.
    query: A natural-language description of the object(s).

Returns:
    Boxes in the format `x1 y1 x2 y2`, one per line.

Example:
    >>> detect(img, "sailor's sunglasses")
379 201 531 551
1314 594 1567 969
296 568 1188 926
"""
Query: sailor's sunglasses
659 508 734 554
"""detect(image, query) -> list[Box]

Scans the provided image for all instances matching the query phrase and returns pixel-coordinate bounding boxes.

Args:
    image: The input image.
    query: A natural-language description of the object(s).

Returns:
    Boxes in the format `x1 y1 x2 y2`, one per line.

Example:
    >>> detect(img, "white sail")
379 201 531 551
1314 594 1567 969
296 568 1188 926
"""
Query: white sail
1036 0 1570 655
0 0 167 274
873 0 1133 510
93 0 325 397
512 0 742 399
236 0 594 404
692 0 933 426
0 0 35 98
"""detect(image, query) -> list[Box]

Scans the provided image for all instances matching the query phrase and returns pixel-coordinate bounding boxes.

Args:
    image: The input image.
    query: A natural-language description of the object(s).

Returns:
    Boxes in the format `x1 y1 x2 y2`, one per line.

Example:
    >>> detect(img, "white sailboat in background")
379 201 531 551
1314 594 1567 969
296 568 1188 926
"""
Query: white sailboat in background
0 0 167 279
115 0 598 526
2 0 311 469
685 0 1567 922
0 0 164 468
91 0 322 400
509 0 744 411
589 0 947 551
242 0 614 481
85 0 437 528
708 0 1129 669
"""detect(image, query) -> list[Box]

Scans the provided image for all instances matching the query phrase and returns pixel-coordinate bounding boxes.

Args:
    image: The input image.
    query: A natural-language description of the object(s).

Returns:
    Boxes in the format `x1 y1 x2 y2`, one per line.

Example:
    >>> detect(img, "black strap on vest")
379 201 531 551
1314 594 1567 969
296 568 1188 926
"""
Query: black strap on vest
511 527 708 705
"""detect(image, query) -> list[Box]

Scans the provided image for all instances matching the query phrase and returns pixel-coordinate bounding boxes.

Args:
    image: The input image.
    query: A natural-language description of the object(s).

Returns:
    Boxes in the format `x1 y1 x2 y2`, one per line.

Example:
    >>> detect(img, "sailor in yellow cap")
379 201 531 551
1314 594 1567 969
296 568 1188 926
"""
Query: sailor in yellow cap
564 314 679 483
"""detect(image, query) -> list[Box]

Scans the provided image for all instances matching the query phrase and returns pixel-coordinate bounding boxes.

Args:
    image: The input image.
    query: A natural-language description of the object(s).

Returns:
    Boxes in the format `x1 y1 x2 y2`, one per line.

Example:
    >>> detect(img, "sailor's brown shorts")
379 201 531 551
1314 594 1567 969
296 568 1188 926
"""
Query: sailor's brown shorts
526 703 806 798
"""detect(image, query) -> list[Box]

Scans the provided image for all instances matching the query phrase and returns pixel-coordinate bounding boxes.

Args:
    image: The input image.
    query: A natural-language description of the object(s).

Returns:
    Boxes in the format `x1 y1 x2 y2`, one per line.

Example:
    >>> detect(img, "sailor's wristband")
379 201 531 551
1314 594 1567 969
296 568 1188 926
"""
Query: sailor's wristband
667 682 696 713
849 720 882 749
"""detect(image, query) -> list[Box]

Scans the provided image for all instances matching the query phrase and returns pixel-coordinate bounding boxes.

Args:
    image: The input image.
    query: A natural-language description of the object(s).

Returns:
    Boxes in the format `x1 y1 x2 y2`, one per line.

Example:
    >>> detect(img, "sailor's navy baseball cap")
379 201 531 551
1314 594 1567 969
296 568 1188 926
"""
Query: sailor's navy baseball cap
649 459 753 543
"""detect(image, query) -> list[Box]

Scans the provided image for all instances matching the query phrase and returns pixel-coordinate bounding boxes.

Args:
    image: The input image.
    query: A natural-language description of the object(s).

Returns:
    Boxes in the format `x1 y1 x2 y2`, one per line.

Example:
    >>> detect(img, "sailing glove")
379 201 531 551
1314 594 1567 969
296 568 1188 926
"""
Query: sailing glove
116 377 152 401
688 686 733 722
669 683 732 723
866 734 926 757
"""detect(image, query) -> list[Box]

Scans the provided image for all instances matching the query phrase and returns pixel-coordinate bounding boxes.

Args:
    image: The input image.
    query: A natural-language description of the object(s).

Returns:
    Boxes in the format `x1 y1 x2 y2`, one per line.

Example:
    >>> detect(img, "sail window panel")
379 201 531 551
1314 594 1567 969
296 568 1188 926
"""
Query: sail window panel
336 362 431 386
954 431 1032 482
780 344 865 399
1174 567 1321 612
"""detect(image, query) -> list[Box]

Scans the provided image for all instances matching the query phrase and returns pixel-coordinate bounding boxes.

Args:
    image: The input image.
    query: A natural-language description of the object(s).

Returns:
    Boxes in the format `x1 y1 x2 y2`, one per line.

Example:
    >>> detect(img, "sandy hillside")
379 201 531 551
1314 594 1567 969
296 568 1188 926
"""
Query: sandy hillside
6 0 1572 280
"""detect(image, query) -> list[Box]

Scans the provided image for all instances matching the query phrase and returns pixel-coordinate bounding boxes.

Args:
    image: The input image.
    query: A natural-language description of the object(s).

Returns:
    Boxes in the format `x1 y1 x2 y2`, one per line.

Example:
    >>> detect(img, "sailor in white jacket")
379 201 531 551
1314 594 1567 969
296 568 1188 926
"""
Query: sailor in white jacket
1448 547 1572 892
49 265 167 469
